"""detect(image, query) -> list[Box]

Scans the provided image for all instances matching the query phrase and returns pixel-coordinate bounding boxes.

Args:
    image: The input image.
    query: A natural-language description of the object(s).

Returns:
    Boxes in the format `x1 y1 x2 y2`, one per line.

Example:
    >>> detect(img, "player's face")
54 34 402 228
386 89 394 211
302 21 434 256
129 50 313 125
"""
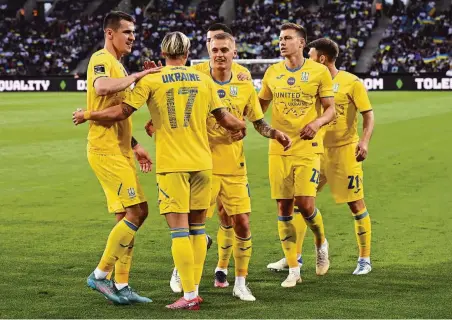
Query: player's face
206 30 226 55
210 39 236 71
279 29 304 58
107 20 136 55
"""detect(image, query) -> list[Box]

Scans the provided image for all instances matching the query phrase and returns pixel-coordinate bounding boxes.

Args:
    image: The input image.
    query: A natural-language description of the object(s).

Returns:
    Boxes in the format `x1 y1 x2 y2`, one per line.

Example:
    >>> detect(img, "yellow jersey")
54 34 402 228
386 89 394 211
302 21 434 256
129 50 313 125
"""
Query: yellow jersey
323 71 372 148
258 59 334 155
123 66 223 173
86 49 133 157
192 61 252 78
206 73 264 176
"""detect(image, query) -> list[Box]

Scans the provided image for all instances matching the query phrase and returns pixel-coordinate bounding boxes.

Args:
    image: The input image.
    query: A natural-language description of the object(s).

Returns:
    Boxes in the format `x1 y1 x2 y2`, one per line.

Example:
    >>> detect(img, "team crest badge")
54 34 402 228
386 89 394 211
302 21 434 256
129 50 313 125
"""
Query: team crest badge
301 72 309 82
127 187 136 199
333 83 340 93
217 89 226 98
230 86 238 97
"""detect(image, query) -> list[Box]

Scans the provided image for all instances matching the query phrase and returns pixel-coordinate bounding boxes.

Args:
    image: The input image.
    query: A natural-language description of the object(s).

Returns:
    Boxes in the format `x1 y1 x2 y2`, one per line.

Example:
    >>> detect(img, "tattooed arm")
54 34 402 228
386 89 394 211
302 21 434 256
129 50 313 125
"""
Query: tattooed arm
252 118 292 151
73 103 136 124
211 108 246 131
252 118 276 138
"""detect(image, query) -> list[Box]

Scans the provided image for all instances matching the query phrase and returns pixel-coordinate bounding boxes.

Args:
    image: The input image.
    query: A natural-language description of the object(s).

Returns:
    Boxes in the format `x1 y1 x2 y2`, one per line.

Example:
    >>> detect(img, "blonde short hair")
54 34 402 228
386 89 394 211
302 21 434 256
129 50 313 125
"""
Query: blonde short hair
161 32 191 59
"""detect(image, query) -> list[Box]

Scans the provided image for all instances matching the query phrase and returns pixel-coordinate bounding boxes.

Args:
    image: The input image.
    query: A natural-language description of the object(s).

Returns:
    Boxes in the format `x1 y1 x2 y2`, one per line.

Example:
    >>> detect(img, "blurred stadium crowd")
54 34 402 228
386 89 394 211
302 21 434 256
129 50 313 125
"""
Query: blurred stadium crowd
0 0 450 76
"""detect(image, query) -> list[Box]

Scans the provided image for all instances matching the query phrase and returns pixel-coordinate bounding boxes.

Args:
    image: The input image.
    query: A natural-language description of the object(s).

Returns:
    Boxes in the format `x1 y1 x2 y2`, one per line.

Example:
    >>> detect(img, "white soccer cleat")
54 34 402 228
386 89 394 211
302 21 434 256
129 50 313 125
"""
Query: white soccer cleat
267 257 303 272
170 268 182 293
281 271 302 287
233 284 256 301
316 239 330 276
352 260 372 275
267 257 288 271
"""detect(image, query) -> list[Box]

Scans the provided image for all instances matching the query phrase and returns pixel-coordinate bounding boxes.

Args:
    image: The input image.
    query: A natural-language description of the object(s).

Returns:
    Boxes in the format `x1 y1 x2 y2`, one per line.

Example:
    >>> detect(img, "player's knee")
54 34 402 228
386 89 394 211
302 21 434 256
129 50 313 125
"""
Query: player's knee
232 213 250 238
348 199 365 214
294 197 315 216
277 199 294 216
139 202 149 221
219 211 233 227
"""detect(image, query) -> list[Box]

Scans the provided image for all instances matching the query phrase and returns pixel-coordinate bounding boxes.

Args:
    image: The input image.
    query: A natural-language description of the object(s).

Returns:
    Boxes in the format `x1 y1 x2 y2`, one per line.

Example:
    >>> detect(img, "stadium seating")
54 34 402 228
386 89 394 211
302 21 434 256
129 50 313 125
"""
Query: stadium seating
370 0 452 74
230 0 376 72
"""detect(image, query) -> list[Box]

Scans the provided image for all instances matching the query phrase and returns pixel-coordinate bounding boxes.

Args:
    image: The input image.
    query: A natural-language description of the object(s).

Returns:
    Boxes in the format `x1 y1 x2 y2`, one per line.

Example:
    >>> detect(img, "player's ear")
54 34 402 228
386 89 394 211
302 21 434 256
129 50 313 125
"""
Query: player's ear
233 49 238 58
105 28 114 40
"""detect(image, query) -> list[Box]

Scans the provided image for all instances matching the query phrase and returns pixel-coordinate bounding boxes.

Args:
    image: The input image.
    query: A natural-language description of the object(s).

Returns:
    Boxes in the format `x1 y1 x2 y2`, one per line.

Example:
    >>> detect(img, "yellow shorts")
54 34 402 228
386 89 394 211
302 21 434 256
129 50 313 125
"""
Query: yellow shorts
269 154 320 199
206 174 251 218
319 143 364 204
157 170 212 214
88 152 146 214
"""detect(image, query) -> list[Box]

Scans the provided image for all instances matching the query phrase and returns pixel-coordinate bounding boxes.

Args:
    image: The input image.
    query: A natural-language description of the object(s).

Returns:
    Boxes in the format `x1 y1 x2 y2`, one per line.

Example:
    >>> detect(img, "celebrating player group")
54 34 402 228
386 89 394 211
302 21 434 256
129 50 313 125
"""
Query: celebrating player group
72 10 374 310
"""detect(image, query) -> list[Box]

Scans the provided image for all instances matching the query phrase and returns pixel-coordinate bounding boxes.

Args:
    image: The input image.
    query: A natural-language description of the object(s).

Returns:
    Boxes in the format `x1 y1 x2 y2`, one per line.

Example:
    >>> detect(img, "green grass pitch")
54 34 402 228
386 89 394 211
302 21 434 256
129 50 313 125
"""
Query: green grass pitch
0 91 451 318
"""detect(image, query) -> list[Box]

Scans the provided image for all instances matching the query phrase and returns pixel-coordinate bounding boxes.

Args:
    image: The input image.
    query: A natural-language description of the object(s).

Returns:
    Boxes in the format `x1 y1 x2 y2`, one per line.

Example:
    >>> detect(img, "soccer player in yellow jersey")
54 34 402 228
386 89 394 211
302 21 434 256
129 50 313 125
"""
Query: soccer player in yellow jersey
308 38 374 274
73 31 245 310
258 23 336 287
192 23 252 80
204 32 292 300
74 11 161 305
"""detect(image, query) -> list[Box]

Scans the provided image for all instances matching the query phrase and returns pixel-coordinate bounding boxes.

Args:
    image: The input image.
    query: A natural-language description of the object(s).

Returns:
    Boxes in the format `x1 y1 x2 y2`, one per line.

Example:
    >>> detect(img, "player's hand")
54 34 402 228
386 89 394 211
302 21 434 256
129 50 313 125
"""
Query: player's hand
355 140 369 162
72 108 86 125
144 119 155 137
144 59 162 70
237 72 251 81
230 127 247 141
300 120 321 140
274 130 292 151
133 144 153 173
134 65 163 81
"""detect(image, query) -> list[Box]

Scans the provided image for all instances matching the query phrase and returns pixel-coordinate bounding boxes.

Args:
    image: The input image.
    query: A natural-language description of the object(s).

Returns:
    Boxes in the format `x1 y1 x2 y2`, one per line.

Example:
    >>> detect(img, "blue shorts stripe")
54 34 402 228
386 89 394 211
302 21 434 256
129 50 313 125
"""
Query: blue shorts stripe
278 215 293 222
354 211 369 220
189 229 206 235
123 219 138 231
171 232 190 238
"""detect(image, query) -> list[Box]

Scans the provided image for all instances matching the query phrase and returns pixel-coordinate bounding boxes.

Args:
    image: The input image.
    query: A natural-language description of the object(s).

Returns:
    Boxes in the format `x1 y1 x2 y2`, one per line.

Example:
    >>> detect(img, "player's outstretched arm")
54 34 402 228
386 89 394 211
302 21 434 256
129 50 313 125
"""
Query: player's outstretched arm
212 108 246 131
94 66 162 96
253 118 291 150
356 110 375 162
300 96 336 140
72 103 136 125
258 98 272 113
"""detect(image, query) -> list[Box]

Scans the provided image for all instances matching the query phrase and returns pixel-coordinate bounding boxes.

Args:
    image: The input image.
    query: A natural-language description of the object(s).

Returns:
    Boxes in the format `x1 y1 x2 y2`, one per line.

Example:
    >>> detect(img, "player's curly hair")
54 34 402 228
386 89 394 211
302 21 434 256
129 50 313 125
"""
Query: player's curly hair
161 32 191 59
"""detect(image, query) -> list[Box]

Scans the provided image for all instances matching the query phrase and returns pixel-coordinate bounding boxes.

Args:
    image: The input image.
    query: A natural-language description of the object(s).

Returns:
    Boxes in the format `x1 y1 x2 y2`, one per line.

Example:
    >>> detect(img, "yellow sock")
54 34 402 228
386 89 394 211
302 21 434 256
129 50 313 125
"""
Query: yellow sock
217 225 234 269
234 234 252 277
293 210 307 256
97 219 137 272
304 208 325 247
278 216 298 268
106 270 113 280
171 228 195 293
189 223 207 287
115 237 134 284
352 208 371 258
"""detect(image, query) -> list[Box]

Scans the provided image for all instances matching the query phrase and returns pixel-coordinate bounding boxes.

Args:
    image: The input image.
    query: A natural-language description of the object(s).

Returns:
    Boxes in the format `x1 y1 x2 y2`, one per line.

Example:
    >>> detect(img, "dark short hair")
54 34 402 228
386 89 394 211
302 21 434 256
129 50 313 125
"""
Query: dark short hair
280 23 307 41
103 11 135 31
307 38 339 62
207 23 233 35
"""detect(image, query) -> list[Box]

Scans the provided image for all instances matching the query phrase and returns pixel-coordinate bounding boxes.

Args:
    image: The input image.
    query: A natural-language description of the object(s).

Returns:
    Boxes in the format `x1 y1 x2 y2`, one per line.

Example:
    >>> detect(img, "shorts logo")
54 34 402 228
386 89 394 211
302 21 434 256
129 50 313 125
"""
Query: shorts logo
94 64 106 74
287 77 295 85
127 187 136 199
301 72 309 82
333 83 340 93
217 89 226 98
230 86 238 97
